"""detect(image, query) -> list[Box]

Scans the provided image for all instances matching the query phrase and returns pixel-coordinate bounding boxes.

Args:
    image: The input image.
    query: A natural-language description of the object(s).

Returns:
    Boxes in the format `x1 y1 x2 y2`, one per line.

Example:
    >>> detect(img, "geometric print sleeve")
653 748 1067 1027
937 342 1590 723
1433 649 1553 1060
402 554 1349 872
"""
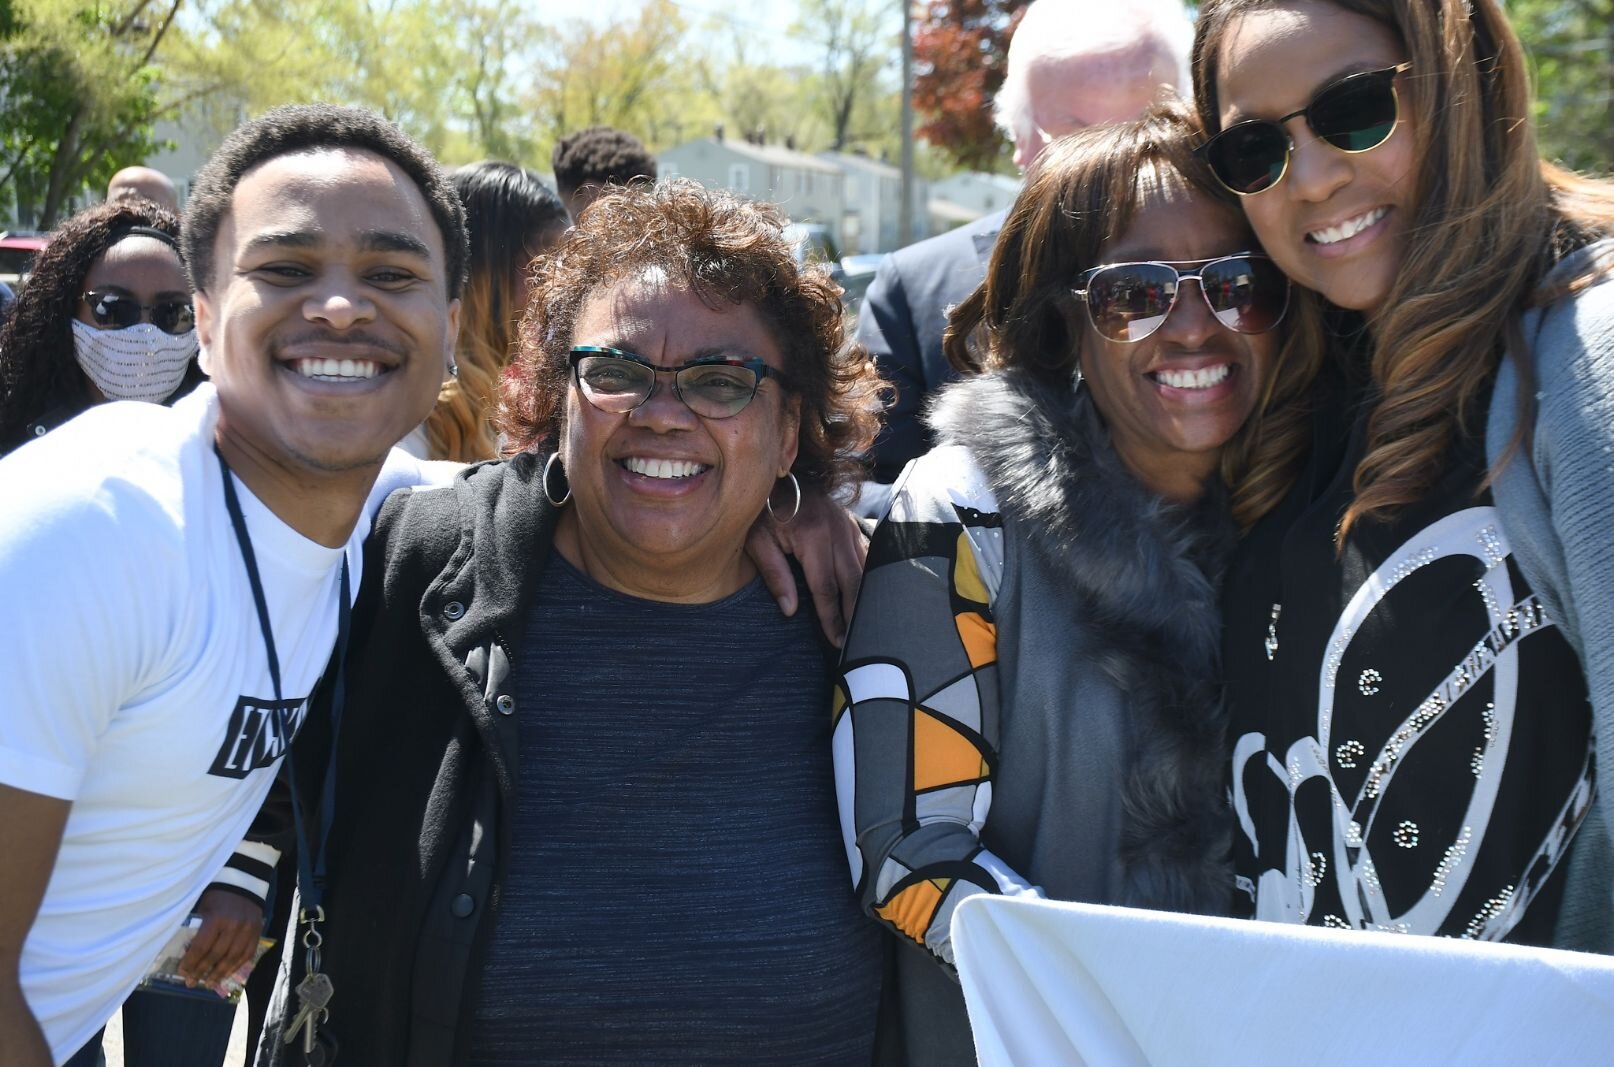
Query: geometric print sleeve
832 444 1041 971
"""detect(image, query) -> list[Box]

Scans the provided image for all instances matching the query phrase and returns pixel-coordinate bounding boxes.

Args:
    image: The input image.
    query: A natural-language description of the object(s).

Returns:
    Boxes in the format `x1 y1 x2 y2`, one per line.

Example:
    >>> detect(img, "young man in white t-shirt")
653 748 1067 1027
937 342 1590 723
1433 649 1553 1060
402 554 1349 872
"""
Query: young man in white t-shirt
0 104 466 1065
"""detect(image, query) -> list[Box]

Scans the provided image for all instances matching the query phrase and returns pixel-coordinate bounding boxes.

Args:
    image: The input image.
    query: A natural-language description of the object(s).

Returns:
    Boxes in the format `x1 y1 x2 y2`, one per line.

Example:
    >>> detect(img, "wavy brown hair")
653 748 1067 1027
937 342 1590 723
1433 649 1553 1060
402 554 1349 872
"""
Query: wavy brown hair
425 162 568 463
497 180 882 495
0 199 184 449
1193 0 1614 542
944 100 1327 528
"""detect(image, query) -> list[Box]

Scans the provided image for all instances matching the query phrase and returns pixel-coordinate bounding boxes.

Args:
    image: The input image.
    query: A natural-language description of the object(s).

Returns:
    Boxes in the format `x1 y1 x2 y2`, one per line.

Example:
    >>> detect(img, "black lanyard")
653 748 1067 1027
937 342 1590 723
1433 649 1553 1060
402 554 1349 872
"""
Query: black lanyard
217 449 349 967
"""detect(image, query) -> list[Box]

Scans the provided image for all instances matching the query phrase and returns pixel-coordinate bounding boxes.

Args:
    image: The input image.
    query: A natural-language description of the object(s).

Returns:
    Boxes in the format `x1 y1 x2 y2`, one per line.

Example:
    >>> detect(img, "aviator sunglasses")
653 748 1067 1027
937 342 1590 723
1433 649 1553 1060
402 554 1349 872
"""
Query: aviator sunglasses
569 346 789 419
1073 253 1290 344
82 291 196 335
1196 62 1413 196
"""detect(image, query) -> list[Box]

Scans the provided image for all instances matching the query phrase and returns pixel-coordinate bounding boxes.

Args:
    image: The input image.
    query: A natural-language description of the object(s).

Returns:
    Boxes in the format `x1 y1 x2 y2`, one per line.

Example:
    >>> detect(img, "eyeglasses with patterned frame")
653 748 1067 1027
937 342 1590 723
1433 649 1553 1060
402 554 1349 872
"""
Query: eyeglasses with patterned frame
568 345 790 419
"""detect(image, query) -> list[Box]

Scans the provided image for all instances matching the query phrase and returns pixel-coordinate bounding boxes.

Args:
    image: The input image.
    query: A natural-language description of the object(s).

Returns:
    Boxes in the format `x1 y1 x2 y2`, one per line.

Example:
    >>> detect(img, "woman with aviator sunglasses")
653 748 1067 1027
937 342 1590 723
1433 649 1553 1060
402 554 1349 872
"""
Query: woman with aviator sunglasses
1194 0 1614 951
833 102 1324 1063
0 199 204 456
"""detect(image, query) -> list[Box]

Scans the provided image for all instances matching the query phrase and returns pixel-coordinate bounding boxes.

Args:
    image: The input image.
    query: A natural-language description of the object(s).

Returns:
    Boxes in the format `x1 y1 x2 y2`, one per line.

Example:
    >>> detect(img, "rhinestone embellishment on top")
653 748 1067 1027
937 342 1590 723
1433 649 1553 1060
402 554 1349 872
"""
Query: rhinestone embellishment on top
1264 603 1281 661
1306 851 1328 887
1358 668 1382 696
1465 886 1516 940
1431 827 1473 897
1393 821 1421 849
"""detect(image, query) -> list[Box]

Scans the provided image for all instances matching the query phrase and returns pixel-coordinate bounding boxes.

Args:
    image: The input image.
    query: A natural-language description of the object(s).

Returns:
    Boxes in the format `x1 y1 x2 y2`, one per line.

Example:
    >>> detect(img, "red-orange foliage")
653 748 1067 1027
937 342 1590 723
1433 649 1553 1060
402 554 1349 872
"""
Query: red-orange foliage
913 0 1029 171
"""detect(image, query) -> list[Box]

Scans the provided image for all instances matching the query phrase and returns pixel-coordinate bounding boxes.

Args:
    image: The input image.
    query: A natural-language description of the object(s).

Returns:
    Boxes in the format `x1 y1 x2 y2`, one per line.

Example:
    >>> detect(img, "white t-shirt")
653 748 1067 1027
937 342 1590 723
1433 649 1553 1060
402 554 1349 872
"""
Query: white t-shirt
0 384 454 1062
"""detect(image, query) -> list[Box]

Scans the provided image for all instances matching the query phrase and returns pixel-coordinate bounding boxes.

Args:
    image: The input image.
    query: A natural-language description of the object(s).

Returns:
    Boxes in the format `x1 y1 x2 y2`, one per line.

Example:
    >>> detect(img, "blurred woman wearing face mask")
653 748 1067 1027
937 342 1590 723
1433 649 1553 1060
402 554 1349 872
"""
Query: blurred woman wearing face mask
0 199 203 456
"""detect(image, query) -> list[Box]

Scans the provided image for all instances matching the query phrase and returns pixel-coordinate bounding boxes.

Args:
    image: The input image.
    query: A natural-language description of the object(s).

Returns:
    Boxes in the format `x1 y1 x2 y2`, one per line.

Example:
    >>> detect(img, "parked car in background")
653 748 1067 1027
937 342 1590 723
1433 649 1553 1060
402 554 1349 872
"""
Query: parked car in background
0 232 49 290
784 221 847 288
837 253 883 314
784 221 887 313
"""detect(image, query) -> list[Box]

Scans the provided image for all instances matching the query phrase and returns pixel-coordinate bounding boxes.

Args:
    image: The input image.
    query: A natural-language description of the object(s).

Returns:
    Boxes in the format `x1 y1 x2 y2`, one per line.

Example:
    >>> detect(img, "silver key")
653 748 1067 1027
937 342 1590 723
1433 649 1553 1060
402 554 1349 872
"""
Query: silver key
283 971 335 1053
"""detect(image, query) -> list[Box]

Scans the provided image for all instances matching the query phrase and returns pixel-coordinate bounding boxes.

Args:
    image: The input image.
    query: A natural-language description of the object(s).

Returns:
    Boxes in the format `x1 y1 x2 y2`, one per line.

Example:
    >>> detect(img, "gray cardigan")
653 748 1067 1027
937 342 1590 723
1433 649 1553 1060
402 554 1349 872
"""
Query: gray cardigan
1487 238 1614 953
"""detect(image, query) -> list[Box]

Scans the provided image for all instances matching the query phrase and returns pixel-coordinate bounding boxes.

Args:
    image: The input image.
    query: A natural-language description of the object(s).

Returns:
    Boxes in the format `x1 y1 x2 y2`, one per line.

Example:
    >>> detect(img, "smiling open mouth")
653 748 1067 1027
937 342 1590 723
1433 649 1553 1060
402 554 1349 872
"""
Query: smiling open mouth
621 457 711 480
1307 207 1388 246
1149 364 1232 390
293 358 382 381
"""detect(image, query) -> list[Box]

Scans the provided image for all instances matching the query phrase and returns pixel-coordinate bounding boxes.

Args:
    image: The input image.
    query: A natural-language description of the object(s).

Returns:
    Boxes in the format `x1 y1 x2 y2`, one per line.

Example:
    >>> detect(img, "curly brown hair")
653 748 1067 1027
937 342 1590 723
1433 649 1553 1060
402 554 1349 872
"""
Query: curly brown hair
0 199 185 449
497 180 883 496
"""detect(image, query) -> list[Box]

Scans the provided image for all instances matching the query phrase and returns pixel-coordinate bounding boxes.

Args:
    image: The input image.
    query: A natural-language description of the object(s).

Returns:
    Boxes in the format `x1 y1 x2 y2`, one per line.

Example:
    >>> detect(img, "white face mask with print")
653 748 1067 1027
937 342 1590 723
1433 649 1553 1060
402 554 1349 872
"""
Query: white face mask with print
71 319 198 402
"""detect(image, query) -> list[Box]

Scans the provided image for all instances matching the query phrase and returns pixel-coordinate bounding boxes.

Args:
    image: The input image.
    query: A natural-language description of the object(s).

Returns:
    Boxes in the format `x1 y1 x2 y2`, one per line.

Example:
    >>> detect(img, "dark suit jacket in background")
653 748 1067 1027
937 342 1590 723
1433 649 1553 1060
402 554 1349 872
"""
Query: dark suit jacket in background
855 209 1006 483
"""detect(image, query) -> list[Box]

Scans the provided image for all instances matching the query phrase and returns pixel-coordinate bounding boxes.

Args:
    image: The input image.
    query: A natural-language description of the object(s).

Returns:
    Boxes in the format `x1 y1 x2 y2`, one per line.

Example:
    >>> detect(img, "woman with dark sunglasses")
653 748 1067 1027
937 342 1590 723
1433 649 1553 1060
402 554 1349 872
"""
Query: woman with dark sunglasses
833 101 1325 1063
260 181 890 1065
1194 0 1614 952
0 199 204 456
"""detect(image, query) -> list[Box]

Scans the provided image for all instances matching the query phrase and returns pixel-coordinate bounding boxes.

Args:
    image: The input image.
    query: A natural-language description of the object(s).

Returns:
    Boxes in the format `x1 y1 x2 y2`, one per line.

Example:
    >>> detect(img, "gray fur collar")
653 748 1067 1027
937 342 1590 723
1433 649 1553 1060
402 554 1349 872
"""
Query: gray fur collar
927 368 1235 914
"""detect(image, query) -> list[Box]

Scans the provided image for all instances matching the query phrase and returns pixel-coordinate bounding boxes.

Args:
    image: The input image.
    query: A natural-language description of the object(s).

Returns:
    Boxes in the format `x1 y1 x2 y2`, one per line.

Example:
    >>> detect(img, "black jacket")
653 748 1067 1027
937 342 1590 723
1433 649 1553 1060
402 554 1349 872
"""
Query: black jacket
263 453 560 1067
853 210 1004 482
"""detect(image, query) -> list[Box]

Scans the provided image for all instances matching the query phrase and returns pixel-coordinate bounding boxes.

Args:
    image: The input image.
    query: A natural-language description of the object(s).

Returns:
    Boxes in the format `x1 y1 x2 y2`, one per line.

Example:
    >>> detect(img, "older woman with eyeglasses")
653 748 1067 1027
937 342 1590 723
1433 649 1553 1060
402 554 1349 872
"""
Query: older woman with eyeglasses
259 181 889 1066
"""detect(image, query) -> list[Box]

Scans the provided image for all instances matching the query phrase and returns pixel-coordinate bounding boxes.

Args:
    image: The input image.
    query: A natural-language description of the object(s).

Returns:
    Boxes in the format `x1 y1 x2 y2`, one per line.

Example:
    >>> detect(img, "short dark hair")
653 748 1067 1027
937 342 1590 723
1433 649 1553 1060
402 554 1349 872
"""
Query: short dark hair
551 127 657 199
182 103 469 298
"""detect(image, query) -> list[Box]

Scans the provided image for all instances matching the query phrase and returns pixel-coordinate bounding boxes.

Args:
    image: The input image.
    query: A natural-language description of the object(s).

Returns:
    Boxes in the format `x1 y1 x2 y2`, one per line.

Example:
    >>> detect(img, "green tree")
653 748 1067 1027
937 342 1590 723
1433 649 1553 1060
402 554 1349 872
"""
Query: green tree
162 0 468 158
530 0 718 152
1510 0 1614 174
793 0 896 151
2 0 179 227
447 0 543 163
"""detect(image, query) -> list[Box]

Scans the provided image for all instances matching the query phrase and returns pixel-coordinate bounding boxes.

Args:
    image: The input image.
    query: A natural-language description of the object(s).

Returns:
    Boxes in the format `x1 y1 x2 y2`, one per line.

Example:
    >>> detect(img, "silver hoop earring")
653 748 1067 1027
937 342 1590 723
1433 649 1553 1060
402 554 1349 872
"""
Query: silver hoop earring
766 471 801 524
543 452 571 507
1072 362 1085 393
447 359 459 380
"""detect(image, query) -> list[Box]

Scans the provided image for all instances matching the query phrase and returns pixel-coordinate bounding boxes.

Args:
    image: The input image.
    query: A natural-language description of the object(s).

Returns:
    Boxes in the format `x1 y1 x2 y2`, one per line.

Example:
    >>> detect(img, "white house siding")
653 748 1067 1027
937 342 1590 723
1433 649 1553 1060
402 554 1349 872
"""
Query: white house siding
818 151 929 254
928 172 1022 222
659 139 844 231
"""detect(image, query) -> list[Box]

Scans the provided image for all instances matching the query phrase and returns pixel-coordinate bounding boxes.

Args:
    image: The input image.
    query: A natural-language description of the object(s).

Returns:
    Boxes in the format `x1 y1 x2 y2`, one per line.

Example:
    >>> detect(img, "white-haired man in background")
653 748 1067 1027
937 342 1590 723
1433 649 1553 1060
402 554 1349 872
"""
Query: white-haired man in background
854 0 1192 489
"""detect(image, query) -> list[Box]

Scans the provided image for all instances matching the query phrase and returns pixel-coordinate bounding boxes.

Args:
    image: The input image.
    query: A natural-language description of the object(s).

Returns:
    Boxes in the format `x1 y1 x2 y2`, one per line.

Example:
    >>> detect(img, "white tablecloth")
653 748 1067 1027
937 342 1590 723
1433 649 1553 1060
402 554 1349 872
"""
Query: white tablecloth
951 895 1614 1066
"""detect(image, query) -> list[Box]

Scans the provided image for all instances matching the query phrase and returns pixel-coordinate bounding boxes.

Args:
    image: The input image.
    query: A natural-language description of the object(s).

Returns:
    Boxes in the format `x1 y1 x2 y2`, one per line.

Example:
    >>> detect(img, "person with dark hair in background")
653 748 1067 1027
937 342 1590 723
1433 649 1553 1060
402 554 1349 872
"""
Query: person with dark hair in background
0 102 466 1066
551 125 657 220
407 160 569 462
0 199 205 455
259 180 886 1065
